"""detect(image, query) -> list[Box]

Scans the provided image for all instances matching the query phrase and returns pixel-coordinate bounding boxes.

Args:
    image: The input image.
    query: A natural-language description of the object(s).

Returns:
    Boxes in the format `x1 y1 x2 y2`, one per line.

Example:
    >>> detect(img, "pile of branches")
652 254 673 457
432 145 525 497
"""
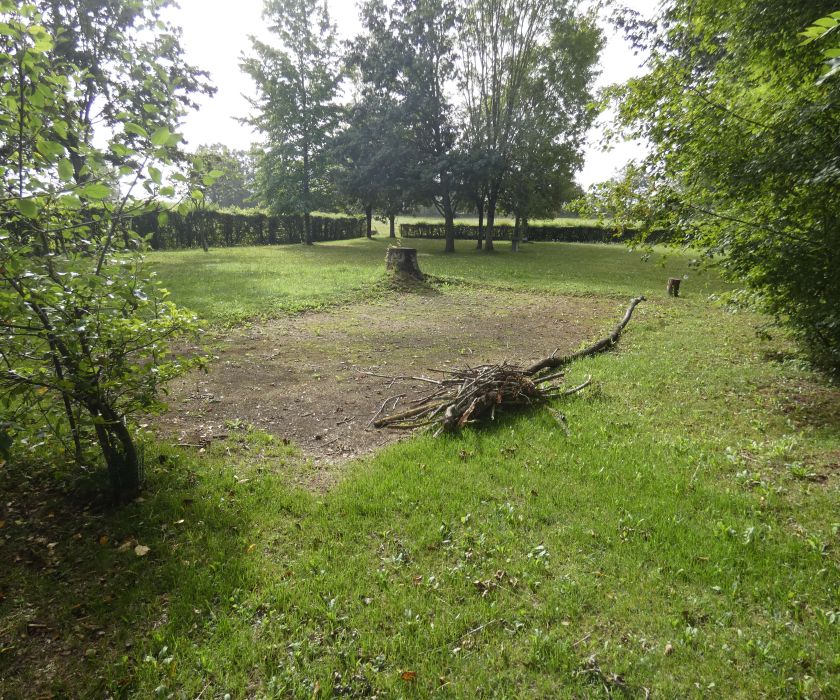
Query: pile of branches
369 296 645 435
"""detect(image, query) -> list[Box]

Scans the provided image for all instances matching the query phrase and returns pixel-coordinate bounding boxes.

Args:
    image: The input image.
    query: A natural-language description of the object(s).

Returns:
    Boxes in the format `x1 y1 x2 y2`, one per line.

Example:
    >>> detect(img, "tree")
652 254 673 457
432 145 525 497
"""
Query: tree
598 0 840 371
458 0 601 251
355 0 463 252
243 0 342 244
0 1 208 501
33 0 213 184
193 144 257 209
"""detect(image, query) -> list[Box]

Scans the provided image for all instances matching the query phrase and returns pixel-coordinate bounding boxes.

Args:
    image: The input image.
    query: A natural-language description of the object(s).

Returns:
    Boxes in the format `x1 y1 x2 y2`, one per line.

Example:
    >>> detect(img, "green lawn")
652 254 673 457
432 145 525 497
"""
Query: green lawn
147 237 719 325
2 240 838 698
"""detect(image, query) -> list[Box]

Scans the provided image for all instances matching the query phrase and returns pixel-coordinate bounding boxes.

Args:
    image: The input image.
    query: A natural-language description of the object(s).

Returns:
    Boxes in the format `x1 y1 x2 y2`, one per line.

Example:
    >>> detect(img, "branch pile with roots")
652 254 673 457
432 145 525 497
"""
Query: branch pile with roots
368 296 646 436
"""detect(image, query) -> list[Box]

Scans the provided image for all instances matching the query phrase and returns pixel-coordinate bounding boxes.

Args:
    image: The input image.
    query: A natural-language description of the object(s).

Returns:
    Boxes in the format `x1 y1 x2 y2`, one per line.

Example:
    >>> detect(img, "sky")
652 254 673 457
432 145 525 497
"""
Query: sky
164 0 654 189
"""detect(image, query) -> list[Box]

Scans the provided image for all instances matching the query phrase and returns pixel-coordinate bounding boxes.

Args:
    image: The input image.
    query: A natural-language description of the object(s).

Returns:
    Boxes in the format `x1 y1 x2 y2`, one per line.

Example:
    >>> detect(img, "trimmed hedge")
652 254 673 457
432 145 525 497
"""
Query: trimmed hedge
399 222 643 243
133 209 366 250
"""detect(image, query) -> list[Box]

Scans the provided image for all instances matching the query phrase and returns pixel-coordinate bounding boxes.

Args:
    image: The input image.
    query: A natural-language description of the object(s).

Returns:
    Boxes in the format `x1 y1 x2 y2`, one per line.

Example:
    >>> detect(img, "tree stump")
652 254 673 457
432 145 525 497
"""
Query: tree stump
385 247 423 280
666 278 682 297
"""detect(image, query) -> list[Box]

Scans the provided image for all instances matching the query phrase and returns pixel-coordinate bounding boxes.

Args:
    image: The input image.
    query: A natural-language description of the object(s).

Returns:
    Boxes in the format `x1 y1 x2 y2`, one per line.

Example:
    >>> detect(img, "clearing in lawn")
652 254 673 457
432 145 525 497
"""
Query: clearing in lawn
159 286 619 478
1 239 837 698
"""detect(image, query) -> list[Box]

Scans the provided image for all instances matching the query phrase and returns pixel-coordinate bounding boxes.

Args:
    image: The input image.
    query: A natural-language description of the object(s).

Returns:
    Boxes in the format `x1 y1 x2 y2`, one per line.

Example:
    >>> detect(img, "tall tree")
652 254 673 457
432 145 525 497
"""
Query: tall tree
355 0 463 252
459 0 600 250
598 0 840 371
243 0 342 244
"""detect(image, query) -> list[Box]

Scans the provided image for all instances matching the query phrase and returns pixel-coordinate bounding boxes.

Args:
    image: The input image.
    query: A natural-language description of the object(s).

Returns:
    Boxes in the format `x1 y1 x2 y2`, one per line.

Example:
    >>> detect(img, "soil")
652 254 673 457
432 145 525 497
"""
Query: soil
157 286 619 469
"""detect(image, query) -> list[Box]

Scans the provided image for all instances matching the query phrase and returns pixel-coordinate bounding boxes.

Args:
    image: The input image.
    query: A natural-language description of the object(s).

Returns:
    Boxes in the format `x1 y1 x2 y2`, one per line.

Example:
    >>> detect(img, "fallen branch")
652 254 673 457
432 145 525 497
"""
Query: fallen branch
371 296 645 433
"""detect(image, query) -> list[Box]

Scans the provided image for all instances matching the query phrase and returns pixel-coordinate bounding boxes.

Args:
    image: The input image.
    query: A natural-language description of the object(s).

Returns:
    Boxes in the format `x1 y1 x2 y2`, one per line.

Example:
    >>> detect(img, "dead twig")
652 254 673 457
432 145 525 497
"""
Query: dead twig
370 297 645 433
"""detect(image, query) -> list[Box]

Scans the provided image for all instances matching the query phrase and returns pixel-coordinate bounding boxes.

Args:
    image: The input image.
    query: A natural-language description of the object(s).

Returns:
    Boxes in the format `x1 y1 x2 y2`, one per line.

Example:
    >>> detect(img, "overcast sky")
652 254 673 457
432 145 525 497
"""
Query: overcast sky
164 0 653 189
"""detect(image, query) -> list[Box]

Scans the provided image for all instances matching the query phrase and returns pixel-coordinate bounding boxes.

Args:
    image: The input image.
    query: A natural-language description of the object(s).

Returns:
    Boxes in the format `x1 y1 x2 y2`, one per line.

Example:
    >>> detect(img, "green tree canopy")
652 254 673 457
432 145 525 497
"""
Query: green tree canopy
595 0 840 371
243 0 342 244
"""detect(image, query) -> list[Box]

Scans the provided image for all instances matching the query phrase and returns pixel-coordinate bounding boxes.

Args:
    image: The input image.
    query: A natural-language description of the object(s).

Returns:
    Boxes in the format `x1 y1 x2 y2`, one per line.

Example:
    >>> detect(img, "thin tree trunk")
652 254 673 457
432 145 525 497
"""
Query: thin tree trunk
365 204 373 238
476 198 485 250
485 191 497 252
443 190 455 253
304 211 312 245
389 214 396 238
302 142 312 244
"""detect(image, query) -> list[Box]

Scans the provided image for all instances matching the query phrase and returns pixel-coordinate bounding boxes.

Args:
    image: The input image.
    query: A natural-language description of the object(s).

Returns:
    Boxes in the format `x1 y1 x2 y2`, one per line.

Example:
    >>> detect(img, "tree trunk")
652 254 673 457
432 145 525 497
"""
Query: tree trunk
386 246 423 279
93 408 141 503
522 215 529 242
476 198 485 250
302 141 312 244
365 204 373 238
443 190 455 253
485 192 497 252
512 214 521 252
304 211 312 245
389 214 396 238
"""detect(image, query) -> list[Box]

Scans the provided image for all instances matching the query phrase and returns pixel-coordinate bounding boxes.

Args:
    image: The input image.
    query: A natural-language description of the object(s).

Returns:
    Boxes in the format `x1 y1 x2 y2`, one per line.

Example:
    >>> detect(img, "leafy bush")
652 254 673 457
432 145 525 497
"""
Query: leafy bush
133 208 365 249
399 221 647 243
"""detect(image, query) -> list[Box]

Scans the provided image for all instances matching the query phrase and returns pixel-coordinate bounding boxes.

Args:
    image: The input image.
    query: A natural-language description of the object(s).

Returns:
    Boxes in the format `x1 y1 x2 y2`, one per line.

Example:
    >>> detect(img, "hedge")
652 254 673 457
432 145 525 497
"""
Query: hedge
399 222 646 243
133 209 366 250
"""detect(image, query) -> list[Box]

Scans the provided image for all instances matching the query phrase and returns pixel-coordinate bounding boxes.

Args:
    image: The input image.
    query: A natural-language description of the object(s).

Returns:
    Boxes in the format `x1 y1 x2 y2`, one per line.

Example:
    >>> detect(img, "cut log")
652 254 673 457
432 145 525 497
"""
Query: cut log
667 278 681 297
386 247 423 279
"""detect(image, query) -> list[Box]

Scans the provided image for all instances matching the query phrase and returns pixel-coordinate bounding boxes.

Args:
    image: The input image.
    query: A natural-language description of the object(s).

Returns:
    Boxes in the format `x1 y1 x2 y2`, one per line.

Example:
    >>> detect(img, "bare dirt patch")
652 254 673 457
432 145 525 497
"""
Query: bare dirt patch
158 287 619 473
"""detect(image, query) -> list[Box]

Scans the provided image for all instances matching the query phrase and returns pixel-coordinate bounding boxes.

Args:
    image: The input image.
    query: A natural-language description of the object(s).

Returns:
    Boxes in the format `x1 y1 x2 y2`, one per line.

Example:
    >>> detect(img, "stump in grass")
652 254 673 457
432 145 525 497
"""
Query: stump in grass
667 278 681 297
386 247 423 280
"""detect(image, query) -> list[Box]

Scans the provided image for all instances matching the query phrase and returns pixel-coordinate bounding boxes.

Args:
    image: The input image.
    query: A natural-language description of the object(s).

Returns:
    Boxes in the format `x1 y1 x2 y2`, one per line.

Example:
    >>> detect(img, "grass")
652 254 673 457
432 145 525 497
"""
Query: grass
147 236 719 325
2 238 838 698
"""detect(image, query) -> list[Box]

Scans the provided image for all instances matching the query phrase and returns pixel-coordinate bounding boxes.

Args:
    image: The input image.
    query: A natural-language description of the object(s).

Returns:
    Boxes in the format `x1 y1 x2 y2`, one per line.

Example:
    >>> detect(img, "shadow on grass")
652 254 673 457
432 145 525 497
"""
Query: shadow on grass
0 442 280 698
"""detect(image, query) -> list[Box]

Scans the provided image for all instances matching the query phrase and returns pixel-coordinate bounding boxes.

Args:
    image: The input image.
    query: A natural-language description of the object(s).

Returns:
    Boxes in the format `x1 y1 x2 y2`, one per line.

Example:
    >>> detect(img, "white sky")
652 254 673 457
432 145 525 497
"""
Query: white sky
165 0 654 189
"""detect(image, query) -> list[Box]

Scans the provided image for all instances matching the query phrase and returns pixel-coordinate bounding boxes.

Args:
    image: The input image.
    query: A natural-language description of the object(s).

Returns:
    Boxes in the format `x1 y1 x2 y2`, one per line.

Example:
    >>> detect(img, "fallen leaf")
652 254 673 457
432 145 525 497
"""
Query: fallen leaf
400 671 417 682
99 535 109 546
134 545 150 557
247 543 256 553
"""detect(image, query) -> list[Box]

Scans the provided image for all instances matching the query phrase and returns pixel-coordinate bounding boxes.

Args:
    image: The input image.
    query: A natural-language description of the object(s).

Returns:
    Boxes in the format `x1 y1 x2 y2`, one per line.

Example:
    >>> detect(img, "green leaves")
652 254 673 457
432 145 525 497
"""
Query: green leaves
15 198 39 218
57 158 74 182
151 126 171 146
77 182 111 200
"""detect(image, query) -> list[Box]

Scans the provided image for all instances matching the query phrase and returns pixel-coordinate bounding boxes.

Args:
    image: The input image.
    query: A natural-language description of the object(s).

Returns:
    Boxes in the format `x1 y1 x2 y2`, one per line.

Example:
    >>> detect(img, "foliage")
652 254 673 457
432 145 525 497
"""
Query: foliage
594 0 840 372
133 207 365 249
353 0 463 251
0 1 207 499
399 221 642 242
458 0 601 249
193 144 257 209
328 93 412 238
242 0 342 244
801 9 840 81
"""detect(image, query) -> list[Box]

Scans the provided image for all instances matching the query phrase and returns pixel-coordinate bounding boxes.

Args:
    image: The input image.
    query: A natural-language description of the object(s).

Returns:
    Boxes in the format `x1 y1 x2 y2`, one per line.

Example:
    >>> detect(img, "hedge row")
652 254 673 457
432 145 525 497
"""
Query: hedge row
399 222 643 243
133 209 366 250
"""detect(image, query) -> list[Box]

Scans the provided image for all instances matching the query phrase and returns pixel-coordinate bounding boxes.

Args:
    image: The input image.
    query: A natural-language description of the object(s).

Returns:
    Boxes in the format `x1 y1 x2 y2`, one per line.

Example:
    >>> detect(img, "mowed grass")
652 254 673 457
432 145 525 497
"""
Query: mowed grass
148 236 720 324
2 240 838 698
